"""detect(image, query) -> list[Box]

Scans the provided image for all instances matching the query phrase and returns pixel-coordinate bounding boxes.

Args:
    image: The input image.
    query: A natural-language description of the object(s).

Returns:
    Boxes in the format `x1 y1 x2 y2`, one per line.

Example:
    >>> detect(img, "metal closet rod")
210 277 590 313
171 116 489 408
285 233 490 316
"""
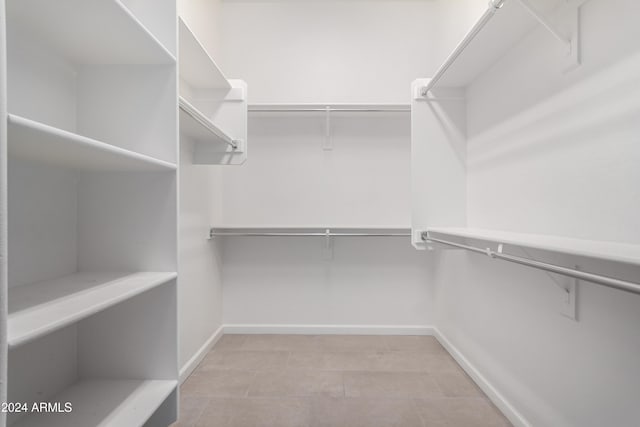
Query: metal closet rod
211 230 411 238
179 98 239 149
422 232 640 296
248 106 411 113
421 1 502 95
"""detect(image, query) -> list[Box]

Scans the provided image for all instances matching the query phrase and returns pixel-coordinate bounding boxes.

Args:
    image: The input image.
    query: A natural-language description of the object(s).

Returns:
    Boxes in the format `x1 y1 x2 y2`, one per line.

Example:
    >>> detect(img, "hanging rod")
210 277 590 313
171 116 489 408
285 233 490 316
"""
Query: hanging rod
422 232 640 296
249 105 411 113
179 97 239 149
210 228 411 238
420 0 504 96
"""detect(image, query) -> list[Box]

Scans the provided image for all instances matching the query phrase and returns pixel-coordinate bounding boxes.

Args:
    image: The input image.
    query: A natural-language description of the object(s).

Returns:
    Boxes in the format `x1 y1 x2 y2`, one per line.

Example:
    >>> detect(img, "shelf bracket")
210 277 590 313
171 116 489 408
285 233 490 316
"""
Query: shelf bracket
323 106 333 150
560 266 579 321
322 228 334 259
515 0 580 69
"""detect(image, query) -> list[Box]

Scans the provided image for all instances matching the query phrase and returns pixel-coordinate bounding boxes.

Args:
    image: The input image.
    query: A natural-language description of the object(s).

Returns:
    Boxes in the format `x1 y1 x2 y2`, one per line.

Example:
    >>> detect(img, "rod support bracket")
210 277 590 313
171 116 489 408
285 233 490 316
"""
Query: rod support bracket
560 265 579 321
323 106 333 150
323 228 334 259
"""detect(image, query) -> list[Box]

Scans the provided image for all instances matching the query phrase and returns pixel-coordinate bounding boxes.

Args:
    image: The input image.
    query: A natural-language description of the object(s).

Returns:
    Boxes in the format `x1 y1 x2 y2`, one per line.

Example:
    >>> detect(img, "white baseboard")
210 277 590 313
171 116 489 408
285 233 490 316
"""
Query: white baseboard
179 325 224 384
223 324 435 336
433 328 530 427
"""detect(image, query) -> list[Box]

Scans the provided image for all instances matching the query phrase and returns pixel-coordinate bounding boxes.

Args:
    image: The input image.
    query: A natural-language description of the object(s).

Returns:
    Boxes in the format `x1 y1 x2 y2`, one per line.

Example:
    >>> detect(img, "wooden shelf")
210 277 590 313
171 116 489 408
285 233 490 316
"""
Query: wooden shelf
178 17 230 90
427 227 640 266
429 0 564 89
7 0 175 65
8 272 177 348
12 379 177 427
7 115 176 171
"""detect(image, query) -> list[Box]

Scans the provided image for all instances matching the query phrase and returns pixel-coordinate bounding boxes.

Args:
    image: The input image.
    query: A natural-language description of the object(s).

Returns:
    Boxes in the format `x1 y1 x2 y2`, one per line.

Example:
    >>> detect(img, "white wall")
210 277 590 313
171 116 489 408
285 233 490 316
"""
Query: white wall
433 0 640 425
222 236 433 328
217 113 412 227
216 0 482 329
220 0 482 104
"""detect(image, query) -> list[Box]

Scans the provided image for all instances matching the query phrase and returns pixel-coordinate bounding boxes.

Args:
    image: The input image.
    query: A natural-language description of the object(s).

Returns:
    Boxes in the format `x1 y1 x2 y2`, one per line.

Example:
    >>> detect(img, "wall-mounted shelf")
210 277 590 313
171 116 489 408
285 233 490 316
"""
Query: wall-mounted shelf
177 15 247 165
418 0 578 95
424 227 640 295
8 272 177 348
427 227 640 267
7 0 175 65
12 379 177 427
7 115 176 171
179 96 241 150
178 17 230 90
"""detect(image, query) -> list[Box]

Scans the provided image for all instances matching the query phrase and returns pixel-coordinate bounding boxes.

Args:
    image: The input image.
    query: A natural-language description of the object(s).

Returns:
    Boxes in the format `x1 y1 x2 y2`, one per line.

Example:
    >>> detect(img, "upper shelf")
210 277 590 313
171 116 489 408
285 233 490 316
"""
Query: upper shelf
179 17 231 90
425 0 568 91
427 227 640 267
8 272 177 348
7 114 177 171
7 0 175 65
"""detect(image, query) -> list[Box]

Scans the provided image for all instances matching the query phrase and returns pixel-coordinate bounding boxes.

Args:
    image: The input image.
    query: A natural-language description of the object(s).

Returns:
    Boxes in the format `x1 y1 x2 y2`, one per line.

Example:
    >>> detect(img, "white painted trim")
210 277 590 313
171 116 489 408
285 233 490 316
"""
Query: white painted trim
179 325 224 383
223 324 435 336
433 328 531 427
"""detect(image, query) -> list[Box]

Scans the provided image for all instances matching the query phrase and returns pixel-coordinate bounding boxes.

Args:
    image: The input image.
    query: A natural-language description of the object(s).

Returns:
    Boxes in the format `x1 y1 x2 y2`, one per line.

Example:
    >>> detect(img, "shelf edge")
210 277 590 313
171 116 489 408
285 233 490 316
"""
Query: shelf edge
8 114 177 171
8 272 178 348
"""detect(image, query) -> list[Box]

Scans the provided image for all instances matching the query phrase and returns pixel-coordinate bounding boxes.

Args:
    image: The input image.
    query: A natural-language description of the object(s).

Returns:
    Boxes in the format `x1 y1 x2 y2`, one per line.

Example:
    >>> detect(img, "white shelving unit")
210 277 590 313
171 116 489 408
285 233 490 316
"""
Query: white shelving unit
1 0 179 426
178 16 248 165
7 115 176 172
411 0 583 250
410 1 640 297
8 272 177 348
12 380 177 427
6 0 175 65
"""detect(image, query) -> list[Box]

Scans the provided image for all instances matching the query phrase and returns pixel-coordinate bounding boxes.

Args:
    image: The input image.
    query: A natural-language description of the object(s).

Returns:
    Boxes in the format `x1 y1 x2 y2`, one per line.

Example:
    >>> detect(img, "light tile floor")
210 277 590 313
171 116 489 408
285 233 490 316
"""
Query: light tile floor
173 334 512 427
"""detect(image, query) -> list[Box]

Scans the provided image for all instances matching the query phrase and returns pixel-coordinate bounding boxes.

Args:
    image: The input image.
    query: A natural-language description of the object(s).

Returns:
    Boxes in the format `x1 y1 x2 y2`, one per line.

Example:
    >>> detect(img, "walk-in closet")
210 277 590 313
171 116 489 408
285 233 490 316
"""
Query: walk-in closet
0 0 638 426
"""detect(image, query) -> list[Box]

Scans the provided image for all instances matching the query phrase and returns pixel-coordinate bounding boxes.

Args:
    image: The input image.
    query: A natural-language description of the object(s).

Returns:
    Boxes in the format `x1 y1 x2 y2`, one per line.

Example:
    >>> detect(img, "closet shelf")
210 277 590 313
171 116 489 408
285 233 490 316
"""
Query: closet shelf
8 272 177 348
179 97 240 149
249 104 411 113
12 379 177 427
179 17 231 90
426 227 640 266
421 0 568 93
8 0 175 65
7 115 176 171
